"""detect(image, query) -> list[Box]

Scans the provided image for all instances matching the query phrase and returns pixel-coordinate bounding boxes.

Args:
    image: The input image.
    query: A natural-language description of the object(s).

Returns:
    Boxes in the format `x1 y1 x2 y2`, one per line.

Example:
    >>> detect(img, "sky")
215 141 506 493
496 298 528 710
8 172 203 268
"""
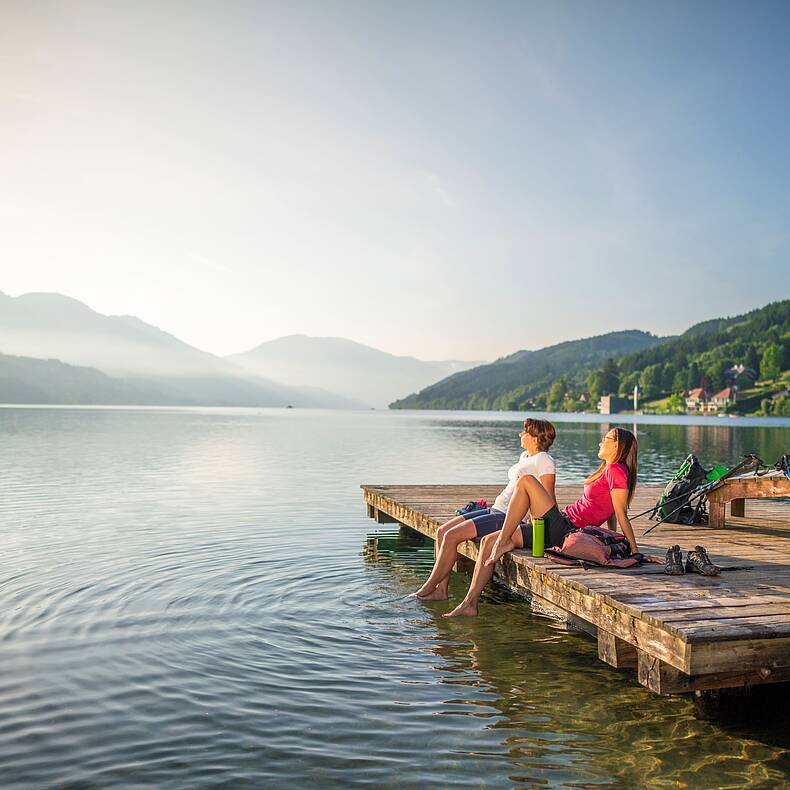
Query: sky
1 0 789 362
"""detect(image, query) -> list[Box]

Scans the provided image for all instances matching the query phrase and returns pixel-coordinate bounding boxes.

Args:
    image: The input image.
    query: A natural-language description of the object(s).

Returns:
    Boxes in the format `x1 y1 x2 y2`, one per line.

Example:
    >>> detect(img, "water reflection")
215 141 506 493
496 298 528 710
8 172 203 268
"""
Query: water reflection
365 528 790 789
0 406 787 788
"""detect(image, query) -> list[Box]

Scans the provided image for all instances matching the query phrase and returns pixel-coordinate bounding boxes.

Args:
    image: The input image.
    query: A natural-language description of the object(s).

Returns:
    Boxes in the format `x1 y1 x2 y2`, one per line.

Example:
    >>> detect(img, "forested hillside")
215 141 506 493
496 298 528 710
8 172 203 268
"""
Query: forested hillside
596 299 790 416
390 330 664 410
391 300 790 414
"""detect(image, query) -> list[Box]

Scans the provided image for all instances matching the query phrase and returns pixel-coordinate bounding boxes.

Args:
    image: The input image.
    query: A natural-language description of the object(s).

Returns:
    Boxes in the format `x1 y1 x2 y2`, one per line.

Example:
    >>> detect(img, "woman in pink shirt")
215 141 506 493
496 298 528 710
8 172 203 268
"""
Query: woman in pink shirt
445 427 638 618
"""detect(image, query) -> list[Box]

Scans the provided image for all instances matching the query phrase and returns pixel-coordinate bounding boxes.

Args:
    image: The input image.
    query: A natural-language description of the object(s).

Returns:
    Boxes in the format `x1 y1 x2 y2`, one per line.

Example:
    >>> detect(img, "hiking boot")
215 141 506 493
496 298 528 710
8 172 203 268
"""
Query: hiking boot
664 544 685 576
686 545 720 577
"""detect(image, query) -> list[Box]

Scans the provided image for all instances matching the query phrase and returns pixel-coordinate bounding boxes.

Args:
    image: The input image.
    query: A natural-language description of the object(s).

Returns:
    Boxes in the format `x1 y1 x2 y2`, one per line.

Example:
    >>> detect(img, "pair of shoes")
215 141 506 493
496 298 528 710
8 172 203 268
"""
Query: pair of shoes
664 544 721 576
664 545 684 575
686 545 721 576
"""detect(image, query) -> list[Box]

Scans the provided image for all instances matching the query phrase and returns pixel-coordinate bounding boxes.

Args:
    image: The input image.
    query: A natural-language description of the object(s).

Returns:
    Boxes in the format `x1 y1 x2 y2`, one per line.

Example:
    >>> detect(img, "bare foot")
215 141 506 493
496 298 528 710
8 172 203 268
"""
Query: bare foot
412 581 441 598
443 600 478 617
484 540 514 567
416 587 449 601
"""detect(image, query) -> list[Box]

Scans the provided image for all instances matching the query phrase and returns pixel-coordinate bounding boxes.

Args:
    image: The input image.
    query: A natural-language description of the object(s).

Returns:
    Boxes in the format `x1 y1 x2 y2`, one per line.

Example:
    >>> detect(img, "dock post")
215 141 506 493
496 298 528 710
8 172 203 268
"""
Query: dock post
637 652 688 695
598 631 638 669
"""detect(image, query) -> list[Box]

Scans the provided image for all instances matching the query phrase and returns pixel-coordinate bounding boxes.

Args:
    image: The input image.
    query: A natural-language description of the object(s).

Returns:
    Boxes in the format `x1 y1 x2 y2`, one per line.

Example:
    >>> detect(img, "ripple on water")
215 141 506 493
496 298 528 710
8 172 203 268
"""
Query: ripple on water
0 408 788 788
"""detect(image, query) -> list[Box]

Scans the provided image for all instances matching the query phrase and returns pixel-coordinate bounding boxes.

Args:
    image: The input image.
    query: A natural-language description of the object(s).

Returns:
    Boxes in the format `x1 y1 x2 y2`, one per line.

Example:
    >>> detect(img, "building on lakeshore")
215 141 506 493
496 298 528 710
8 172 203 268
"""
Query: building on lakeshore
727 364 757 384
599 395 628 415
708 387 737 411
684 388 709 411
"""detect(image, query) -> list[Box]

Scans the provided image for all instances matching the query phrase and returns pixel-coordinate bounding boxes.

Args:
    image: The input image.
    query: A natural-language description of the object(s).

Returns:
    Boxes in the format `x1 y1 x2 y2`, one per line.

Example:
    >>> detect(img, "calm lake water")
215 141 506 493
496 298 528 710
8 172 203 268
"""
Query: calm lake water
1 406 789 788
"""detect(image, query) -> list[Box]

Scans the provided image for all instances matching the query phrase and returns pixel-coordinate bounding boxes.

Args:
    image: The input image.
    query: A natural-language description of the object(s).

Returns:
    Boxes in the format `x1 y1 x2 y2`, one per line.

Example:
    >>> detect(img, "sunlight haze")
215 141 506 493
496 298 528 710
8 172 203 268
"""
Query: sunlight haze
1 0 788 360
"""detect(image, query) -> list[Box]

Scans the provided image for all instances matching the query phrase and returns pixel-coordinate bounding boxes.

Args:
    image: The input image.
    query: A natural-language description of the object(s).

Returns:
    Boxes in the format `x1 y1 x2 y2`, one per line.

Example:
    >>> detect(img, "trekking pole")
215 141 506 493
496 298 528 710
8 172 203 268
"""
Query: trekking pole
642 454 762 536
642 487 713 535
632 484 703 520
632 453 763 521
645 454 762 531
629 455 748 521
630 454 697 520
643 454 761 535
756 454 790 479
631 491 691 520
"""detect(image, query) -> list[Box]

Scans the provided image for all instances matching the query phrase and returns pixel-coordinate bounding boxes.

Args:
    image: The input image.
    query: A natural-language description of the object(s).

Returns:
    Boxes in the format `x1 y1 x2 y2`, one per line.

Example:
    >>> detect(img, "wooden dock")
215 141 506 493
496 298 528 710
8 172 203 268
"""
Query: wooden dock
361 483 790 696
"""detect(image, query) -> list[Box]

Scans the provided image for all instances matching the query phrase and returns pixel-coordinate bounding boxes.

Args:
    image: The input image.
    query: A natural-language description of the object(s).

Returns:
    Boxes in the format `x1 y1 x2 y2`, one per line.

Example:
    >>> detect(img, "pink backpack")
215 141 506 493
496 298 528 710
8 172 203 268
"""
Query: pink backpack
545 526 642 568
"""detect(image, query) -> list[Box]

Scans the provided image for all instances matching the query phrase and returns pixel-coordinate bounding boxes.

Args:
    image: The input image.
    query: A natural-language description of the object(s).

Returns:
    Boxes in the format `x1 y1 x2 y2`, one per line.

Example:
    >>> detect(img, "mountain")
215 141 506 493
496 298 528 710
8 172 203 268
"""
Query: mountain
0 351 183 405
391 330 665 410
0 292 363 408
0 351 365 407
227 335 482 408
0 290 251 378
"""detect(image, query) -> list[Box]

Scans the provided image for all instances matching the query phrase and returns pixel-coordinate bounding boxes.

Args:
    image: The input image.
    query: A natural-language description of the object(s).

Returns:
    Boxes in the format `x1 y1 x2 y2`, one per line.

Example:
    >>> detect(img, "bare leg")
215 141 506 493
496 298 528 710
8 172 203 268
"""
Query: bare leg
444 529 526 617
433 515 465 563
485 475 555 568
414 520 477 599
414 517 463 598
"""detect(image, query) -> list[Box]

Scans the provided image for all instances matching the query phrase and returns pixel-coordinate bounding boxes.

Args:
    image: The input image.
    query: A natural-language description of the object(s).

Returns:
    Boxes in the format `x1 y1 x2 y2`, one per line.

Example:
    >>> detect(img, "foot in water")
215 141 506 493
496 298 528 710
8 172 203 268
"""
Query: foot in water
421 587 449 601
412 581 448 600
443 600 478 617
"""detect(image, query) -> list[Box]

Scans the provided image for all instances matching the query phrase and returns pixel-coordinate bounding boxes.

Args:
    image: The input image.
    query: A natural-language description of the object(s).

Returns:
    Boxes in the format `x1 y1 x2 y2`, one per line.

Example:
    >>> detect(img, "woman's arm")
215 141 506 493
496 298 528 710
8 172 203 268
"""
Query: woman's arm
611 488 638 553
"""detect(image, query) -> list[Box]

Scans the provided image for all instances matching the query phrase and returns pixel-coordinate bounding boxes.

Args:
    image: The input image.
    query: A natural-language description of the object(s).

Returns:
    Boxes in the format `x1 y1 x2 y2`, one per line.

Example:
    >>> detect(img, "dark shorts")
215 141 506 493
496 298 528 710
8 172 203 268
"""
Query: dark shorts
520 505 576 550
463 508 507 538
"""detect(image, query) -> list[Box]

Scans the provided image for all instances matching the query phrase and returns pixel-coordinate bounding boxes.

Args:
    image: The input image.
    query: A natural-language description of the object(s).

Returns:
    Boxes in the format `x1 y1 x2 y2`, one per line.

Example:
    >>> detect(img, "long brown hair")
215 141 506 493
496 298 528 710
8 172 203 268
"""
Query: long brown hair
585 427 638 505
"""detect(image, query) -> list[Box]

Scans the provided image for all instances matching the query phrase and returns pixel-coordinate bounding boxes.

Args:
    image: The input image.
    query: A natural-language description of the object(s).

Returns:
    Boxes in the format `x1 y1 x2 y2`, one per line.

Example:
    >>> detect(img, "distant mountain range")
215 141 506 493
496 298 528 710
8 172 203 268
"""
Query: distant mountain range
228 335 480 409
0 291 362 407
0 292 479 408
4 290 784 412
391 330 666 409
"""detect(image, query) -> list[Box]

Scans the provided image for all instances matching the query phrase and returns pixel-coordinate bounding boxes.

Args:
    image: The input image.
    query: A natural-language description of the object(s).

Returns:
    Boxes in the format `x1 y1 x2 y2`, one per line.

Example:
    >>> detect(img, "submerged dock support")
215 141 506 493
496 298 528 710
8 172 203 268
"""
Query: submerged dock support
598 631 638 669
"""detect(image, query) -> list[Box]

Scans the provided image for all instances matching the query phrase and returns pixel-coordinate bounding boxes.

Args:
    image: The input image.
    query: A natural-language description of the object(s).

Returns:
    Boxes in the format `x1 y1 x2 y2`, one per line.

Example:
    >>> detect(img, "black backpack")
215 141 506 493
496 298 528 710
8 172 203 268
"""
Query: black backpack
652 454 710 525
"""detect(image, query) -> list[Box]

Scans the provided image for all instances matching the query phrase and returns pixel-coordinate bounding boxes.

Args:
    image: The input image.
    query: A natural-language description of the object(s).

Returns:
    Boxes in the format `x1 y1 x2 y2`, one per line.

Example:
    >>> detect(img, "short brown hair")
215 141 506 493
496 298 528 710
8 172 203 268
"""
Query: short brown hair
523 418 556 452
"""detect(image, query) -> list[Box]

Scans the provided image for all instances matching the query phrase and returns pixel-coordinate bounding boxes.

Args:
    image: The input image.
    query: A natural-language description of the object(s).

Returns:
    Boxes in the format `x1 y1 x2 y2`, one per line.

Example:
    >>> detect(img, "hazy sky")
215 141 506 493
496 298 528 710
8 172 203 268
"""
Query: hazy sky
2 1 788 361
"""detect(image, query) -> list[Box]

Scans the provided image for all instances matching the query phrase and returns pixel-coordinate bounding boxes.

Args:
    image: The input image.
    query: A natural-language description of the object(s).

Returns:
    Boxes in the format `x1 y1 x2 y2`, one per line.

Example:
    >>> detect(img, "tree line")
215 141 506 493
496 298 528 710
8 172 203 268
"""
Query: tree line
572 301 790 415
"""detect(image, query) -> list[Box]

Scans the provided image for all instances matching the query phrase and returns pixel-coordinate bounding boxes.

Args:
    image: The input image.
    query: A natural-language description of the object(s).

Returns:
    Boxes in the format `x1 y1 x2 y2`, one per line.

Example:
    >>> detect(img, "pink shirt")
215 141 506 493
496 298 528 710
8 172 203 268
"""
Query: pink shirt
565 463 629 528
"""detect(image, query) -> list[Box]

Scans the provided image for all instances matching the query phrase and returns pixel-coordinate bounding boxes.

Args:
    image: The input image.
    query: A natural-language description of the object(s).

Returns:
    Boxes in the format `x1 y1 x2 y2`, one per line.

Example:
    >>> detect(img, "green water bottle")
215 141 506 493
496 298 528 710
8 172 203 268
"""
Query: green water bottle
532 518 545 557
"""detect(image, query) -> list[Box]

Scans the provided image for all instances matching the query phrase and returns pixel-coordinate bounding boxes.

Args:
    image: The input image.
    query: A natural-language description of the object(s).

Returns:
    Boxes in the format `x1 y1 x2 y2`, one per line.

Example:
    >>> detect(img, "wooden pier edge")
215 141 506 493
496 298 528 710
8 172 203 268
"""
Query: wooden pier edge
362 484 790 697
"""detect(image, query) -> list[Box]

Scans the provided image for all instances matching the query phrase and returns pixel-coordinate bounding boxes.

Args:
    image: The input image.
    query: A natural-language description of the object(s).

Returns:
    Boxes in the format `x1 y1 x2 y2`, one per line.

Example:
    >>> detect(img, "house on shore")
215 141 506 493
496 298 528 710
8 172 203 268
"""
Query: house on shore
727 364 757 384
684 386 736 413
708 386 737 411
685 387 709 411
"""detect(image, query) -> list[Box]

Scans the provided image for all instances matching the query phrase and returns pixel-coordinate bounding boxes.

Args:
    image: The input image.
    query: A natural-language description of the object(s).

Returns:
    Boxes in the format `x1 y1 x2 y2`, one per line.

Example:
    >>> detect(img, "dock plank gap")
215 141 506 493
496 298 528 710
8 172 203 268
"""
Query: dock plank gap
361 483 790 696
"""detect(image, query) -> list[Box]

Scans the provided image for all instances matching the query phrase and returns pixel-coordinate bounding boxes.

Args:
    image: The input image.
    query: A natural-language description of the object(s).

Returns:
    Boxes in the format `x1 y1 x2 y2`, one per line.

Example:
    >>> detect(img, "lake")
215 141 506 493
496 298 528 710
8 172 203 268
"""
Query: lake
1 406 788 788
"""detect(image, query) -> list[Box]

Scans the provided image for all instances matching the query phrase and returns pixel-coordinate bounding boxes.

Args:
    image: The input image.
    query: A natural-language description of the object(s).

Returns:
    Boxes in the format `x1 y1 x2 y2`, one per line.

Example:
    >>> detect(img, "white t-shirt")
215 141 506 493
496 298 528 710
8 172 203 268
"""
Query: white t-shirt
492 451 556 515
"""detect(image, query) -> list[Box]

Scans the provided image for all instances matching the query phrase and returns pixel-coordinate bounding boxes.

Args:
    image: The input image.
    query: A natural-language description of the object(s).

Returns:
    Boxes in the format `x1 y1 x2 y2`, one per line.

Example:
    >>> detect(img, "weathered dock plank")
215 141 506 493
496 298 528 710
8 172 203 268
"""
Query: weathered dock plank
361 483 790 696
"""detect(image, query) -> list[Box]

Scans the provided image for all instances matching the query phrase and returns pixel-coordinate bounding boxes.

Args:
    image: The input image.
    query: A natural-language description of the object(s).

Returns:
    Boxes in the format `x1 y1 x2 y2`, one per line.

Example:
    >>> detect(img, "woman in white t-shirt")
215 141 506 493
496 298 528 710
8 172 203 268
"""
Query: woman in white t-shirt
413 418 557 600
